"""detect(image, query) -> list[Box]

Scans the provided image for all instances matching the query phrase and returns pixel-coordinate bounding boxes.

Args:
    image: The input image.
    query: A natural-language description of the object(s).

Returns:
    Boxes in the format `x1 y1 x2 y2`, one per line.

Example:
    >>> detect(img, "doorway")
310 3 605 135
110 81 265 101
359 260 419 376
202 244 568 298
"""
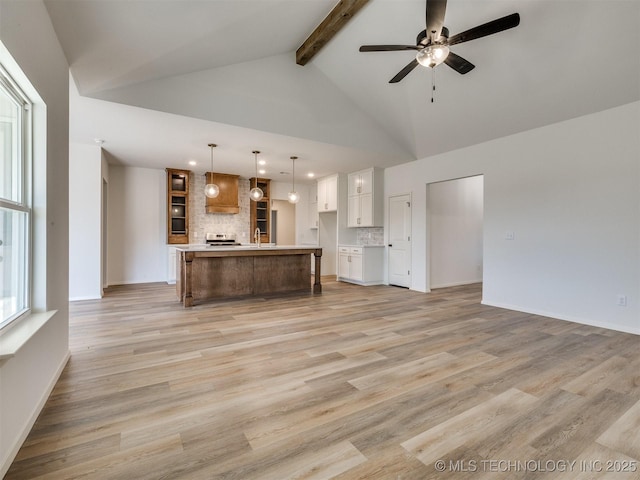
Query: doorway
388 193 412 287
271 199 295 245
427 175 484 290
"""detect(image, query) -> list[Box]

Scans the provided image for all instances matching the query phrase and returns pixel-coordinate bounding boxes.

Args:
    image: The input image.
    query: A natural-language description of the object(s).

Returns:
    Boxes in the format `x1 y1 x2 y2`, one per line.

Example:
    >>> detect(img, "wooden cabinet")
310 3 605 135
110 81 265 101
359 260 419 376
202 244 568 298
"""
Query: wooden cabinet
250 178 271 243
205 172 239 214
166 168 190 244
337 245 384 285
347 167 383 227
317 174 338 212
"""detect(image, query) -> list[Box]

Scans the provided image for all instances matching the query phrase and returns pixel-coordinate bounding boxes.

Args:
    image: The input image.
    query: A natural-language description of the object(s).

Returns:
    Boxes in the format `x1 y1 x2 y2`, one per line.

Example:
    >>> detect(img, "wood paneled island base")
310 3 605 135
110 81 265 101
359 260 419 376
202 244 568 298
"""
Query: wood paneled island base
177 246 322 307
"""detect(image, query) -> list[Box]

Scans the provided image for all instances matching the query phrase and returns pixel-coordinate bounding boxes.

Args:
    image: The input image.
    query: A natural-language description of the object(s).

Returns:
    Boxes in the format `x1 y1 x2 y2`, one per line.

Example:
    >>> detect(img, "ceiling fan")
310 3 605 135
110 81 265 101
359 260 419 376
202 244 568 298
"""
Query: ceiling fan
359 0 520 83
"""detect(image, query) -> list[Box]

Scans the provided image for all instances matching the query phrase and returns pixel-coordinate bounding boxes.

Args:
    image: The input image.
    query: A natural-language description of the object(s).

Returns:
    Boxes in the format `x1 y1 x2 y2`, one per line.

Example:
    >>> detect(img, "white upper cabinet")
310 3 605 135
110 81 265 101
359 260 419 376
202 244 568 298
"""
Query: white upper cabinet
347 168 383 227
317 174 338 212
348 168 373 196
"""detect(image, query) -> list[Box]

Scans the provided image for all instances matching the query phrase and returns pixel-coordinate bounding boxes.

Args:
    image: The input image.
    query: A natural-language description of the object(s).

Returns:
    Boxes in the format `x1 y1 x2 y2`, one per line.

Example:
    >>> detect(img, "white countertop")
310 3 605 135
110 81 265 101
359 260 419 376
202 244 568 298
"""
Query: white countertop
175 244 321 252
338 244 385 248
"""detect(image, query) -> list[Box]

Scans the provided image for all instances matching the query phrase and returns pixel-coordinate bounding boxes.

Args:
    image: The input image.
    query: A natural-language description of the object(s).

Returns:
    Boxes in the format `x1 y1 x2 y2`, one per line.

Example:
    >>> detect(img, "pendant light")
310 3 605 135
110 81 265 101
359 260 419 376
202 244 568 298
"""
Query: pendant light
204 143 220 198
287 156 299 204
249 150 264 201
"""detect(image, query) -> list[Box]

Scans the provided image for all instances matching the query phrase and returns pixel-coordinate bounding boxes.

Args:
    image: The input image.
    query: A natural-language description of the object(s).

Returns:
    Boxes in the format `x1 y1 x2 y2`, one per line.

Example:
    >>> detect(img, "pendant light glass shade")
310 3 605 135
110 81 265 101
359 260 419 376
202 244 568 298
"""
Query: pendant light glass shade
204 183 220 198
249 150 264 201
205 143 220 198
249 186 264 201
287 156 299 204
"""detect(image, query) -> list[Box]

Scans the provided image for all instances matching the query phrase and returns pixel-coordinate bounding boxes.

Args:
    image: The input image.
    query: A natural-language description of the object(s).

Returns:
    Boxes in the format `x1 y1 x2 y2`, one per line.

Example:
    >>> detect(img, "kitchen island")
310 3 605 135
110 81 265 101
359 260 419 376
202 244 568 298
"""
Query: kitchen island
176 245 322 307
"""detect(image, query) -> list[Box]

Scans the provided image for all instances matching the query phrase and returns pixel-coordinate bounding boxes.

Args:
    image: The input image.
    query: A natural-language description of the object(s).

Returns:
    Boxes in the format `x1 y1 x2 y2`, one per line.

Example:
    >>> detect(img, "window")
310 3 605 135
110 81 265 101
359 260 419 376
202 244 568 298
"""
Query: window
0 65 31 329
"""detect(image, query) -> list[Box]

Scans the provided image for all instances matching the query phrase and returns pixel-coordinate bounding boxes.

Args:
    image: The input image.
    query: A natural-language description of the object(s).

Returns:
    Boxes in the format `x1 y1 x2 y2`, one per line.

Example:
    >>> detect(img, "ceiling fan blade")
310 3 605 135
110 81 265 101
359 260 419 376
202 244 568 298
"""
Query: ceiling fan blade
448 13 520 46
425 0 447 43
389 59 419 83
444 51 475 74
359 45 420 52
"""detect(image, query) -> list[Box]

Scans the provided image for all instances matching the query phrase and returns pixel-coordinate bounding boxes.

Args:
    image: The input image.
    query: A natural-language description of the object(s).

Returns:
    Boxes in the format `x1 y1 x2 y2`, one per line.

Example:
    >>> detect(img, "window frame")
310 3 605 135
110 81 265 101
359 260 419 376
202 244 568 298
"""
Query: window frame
0 62 32 330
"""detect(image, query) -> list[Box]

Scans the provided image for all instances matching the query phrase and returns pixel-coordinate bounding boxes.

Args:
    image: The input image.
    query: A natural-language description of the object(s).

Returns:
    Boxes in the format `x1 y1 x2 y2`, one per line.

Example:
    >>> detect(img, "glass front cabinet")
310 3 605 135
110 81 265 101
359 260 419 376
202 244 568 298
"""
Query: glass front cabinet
250 177 271 243
166 168 190 244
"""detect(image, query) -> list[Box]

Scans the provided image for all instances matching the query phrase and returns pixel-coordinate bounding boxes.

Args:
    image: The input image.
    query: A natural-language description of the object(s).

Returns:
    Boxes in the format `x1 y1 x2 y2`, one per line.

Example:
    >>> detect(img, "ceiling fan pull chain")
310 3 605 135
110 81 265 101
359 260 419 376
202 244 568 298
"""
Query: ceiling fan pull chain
431 67 436 103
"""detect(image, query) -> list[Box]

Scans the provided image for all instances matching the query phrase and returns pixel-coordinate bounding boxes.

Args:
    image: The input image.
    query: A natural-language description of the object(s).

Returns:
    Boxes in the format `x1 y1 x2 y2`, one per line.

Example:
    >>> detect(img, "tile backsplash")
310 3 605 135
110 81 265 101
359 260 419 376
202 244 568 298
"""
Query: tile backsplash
189 174 252 244
356 227 384 245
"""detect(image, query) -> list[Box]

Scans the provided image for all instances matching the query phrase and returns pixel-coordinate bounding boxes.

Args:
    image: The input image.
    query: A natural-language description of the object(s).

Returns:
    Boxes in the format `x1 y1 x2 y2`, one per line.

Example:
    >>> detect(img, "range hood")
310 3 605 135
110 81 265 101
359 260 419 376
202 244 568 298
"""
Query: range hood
205 172 239 214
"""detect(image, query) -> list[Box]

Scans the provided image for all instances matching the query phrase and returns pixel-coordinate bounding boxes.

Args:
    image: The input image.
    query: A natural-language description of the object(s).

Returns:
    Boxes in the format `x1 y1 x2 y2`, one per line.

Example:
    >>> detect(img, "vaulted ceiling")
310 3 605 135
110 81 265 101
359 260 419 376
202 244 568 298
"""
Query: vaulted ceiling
46 0 640 182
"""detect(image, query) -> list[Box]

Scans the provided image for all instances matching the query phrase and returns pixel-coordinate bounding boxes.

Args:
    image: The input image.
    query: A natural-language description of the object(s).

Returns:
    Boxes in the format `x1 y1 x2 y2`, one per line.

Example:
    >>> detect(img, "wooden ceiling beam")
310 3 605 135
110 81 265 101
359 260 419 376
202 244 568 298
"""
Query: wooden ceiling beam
296 0 369 66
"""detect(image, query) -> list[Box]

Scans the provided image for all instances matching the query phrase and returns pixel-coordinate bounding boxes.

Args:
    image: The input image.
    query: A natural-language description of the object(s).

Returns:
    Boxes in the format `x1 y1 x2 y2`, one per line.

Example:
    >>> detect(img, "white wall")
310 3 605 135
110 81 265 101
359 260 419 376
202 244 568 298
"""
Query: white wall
385 102 640 334
428 176 484 289
69 143 102 299
0 0 70 475
93 52 407 159
287 183 319 246
107 165 166 285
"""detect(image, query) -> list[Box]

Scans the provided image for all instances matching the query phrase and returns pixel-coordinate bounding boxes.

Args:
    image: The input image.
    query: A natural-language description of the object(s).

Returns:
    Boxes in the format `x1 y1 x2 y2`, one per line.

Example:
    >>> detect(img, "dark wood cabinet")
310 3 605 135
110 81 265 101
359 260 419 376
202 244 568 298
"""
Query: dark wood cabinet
166 168 190 244
250 177 271 243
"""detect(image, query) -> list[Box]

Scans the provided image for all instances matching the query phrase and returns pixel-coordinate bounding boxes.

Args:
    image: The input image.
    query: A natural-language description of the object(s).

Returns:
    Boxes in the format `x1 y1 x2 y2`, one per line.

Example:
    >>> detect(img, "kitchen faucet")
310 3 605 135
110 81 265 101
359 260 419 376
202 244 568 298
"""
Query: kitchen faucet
254 227 261 247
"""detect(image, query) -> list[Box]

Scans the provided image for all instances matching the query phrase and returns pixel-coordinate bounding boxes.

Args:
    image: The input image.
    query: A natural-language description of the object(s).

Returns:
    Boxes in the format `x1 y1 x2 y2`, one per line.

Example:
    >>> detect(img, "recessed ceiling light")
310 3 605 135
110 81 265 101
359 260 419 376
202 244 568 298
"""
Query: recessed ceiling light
258 159 266 166
258 169 266 175
94 138 104 145
188 160 197 166
307 172 315 178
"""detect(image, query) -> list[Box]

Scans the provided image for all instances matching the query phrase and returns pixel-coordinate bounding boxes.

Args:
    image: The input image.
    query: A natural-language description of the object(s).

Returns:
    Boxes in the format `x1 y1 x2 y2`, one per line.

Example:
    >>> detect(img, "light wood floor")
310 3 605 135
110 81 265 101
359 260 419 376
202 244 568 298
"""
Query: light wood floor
6 280 640 479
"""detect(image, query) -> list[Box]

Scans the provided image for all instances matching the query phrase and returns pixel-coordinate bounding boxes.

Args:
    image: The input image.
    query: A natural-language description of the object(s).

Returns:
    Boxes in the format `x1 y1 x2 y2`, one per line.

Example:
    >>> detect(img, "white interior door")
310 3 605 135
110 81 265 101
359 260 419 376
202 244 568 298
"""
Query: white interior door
388 194 412 287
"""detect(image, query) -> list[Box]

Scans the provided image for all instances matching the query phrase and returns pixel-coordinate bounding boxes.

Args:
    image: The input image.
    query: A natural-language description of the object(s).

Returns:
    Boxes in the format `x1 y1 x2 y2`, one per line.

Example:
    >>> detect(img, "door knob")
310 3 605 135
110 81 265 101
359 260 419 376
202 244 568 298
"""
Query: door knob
388 244 393 247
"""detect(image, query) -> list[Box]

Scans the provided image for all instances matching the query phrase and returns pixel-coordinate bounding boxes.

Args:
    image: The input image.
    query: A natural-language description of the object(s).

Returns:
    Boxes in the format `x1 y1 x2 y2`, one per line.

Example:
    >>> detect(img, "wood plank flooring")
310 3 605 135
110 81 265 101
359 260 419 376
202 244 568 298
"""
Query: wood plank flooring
6 280 640 479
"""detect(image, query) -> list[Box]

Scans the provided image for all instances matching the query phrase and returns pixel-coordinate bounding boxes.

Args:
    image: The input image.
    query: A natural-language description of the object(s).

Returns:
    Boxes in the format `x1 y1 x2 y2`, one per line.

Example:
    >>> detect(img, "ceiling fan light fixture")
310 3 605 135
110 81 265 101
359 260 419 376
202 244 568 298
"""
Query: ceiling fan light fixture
416 44 450 68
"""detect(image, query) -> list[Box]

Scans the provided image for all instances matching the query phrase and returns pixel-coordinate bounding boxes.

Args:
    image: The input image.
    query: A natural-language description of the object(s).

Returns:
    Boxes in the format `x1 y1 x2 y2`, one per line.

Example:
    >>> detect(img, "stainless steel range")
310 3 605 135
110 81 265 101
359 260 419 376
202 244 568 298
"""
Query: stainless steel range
205 233 240 247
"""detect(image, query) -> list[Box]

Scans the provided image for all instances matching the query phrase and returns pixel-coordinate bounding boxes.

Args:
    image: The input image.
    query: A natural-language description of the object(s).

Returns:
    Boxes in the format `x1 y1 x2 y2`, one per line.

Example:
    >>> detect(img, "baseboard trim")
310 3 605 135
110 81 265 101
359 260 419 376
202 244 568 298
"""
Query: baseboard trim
69 295 102 302
481 300 640 336
0 350 71 478
431 279 482 289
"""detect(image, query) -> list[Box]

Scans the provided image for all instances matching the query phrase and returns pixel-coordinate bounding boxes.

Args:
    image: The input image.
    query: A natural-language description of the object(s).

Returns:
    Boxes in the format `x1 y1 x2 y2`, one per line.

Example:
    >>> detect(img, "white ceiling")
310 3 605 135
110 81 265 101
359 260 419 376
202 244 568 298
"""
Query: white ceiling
47 0 640 183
